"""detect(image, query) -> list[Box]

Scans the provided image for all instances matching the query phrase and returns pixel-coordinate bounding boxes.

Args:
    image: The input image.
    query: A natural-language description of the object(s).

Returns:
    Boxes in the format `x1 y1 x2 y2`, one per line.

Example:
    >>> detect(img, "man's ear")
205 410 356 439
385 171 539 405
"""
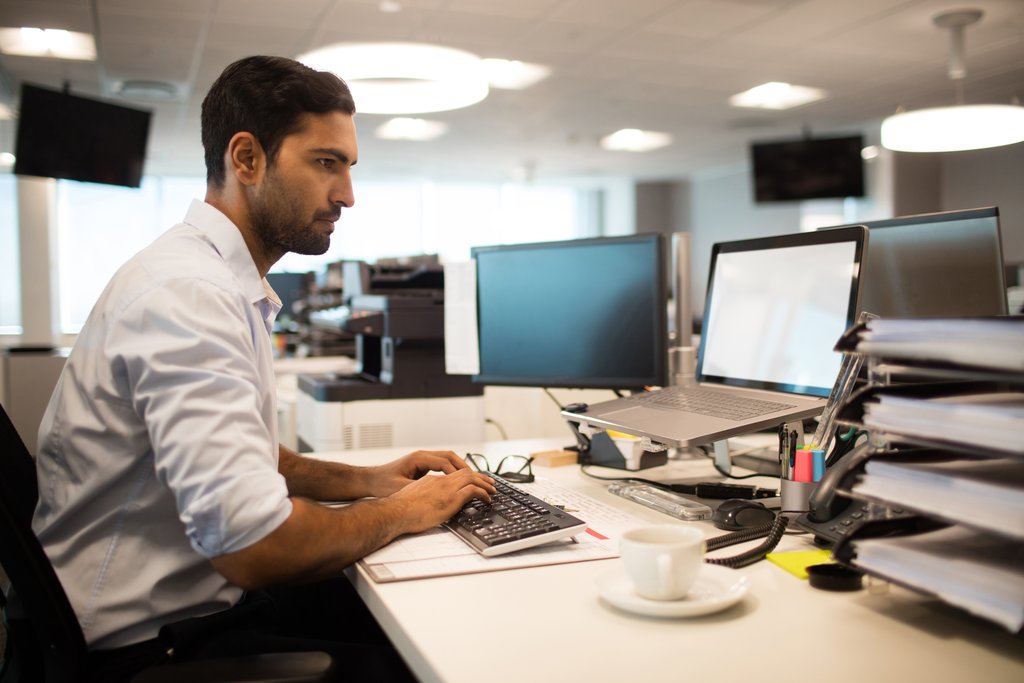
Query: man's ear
226 132 264 186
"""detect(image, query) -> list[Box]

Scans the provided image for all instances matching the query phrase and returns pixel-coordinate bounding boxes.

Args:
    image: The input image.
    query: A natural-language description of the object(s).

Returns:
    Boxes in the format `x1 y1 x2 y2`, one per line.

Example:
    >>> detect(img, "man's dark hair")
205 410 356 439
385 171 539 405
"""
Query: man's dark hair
201 55 355 187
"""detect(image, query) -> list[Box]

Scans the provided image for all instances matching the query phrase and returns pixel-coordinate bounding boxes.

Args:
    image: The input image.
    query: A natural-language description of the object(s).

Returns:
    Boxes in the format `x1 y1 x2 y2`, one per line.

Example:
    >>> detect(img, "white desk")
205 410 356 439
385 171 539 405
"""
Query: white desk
316 439 1024 683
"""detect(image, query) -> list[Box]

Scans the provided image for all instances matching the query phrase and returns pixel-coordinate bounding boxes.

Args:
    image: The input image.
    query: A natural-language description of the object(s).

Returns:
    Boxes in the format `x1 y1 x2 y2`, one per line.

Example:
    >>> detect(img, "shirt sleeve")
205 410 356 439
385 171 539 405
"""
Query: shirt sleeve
107 277 292 558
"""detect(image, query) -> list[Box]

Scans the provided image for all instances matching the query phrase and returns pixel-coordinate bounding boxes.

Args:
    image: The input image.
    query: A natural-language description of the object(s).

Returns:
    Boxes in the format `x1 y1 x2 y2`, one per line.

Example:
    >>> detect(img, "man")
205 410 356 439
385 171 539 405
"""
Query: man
32 55 494 680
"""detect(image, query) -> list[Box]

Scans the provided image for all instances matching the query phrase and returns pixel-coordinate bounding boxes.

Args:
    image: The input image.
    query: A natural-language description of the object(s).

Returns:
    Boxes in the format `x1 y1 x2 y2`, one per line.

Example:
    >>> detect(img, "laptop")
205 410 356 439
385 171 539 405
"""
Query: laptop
562 225 868 451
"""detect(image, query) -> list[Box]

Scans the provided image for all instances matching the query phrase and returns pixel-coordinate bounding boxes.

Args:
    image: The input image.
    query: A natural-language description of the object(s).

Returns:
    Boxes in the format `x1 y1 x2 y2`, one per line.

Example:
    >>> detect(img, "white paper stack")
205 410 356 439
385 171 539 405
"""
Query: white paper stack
856 318 1024 371
862 392 1024 455
853 526 1024 632
853 457 1024 539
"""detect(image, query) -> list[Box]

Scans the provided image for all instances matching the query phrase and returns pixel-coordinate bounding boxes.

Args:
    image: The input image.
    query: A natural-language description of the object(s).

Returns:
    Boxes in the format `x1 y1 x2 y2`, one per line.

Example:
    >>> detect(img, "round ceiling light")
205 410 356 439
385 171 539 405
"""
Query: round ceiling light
881 104 1024 152
881 9 1024 153
297 42 489 114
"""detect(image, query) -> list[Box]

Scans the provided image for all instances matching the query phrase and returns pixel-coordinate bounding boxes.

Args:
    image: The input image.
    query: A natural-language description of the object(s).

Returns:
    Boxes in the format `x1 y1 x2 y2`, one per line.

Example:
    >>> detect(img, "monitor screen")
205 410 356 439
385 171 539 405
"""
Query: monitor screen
821 207 1007 317
699 226 867 397
751 135 865 202
14 83 151 188
266 272 309 324
472 234 668 390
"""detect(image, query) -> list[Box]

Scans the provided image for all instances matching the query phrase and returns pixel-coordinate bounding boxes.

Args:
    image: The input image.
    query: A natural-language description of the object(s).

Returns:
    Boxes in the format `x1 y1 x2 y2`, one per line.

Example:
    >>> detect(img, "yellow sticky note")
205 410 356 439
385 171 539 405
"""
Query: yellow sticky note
765 549 833 580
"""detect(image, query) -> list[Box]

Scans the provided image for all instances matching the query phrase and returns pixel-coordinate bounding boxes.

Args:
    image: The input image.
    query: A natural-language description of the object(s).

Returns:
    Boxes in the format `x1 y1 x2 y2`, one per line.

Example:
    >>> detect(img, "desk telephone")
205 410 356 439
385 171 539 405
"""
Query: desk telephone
795 443 913 546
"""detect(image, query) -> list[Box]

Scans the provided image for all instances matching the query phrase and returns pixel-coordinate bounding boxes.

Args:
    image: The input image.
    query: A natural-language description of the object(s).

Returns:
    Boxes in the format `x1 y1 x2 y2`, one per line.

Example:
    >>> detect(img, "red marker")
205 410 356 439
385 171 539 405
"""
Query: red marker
794 449 814 482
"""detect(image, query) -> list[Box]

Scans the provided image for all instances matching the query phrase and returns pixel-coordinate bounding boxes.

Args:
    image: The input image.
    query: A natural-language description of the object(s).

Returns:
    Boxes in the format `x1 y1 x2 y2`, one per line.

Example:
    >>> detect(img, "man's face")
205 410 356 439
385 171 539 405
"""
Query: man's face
250 111 357 258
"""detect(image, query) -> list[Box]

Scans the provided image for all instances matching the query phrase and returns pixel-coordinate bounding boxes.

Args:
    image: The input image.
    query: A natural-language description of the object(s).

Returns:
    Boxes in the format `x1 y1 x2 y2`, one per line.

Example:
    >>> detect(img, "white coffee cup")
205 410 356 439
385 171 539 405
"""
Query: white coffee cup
620 525 705 601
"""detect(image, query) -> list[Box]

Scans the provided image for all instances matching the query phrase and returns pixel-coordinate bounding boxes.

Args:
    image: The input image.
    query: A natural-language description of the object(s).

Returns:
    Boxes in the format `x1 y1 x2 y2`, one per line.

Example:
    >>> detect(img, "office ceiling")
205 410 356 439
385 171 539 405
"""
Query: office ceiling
0 0 1022 182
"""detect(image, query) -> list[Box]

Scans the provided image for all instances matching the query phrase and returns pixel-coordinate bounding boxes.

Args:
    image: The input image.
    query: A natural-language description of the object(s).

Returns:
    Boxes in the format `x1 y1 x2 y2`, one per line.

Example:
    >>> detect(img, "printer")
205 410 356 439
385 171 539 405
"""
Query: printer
296 260 484 452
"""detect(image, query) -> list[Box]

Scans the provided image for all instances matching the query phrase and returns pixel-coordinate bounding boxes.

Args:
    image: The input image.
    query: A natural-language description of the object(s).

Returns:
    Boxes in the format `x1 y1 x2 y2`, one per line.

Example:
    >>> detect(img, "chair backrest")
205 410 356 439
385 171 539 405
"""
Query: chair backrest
0 402 88 683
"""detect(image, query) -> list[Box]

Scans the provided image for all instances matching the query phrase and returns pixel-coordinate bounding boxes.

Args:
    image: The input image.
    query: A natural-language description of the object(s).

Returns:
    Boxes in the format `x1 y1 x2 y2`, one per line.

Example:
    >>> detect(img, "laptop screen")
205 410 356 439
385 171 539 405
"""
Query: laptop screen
697 226 867 397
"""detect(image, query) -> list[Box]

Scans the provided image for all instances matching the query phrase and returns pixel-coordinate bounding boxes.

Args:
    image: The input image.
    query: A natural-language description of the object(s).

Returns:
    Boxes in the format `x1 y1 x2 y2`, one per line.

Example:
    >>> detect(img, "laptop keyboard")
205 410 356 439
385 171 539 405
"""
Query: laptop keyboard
444 474 587 557
631 386 795 420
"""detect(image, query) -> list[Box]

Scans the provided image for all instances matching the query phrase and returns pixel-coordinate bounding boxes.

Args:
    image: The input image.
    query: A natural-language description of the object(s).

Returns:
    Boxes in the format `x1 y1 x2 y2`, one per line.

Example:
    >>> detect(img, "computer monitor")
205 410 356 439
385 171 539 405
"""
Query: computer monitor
266 272 309 325
821 207 1008 317
472 234 669 390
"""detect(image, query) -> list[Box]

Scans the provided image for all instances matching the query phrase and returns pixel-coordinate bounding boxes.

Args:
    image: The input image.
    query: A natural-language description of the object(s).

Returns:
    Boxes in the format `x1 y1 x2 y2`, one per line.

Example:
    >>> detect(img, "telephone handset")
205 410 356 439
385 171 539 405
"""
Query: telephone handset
796 443 912 546
806 442 874 523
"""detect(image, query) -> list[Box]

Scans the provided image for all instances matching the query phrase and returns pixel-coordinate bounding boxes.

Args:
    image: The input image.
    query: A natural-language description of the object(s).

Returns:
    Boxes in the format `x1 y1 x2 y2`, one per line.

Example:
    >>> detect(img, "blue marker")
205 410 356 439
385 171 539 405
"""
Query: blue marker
812 449 826 482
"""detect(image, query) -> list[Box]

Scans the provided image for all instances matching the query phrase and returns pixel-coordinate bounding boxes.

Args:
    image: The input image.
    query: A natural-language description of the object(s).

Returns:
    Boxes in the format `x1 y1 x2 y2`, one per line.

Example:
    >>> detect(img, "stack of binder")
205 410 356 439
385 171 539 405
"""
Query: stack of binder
828 317 1024 633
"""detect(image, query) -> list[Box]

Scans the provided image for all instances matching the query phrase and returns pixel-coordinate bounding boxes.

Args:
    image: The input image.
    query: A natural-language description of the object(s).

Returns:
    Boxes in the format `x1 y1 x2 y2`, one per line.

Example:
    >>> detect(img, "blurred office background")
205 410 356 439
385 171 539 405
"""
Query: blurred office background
1 0 1023 449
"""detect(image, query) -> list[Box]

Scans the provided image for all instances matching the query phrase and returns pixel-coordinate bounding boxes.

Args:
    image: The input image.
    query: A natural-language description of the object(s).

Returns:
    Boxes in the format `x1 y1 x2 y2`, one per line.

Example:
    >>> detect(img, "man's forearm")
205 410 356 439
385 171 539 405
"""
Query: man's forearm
210 496 407 589
278 445 375 501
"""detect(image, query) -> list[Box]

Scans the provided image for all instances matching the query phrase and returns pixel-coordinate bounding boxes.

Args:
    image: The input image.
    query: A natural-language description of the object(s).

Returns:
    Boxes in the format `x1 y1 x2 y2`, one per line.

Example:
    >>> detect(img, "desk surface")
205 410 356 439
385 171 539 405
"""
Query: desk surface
319 439 1024 683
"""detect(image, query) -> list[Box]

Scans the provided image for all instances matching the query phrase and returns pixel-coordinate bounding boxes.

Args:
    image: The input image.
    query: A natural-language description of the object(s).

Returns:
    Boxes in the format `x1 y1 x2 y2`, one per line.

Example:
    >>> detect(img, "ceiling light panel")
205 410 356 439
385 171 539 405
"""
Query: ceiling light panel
600 128 672 152
482 59 550 90
729 82 826 110
0 27 96 60
376 117 448 141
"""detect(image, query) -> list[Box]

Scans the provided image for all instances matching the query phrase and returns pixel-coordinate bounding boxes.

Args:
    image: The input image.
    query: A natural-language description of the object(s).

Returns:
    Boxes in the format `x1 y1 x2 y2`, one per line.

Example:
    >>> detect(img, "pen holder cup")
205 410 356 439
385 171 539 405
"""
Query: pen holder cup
780 479 817 513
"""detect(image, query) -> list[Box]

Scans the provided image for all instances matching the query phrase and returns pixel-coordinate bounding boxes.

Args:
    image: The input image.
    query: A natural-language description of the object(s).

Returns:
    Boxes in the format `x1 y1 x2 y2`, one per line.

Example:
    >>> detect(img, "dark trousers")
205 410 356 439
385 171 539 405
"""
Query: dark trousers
86 577 417 683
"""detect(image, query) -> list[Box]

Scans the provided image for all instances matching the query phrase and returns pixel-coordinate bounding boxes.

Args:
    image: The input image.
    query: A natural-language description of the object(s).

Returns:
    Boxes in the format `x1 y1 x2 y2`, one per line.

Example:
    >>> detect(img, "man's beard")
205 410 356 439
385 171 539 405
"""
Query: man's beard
250 168 338 256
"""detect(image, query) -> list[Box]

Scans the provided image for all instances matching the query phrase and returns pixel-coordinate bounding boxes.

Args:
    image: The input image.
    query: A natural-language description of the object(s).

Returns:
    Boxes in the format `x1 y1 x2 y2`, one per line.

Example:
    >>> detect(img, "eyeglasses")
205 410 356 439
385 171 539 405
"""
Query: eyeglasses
465 453 535 483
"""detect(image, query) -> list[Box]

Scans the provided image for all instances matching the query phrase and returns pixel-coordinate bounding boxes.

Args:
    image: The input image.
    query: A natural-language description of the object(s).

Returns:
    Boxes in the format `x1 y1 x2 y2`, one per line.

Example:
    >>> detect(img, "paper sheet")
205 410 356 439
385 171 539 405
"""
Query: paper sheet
359 478 646 582
442 261 479 375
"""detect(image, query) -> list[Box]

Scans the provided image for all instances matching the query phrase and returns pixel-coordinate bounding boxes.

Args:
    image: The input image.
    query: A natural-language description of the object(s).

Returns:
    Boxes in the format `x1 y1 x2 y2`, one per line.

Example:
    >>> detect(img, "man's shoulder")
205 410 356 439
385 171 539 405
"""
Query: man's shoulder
105 225 244 311
130 224 234 284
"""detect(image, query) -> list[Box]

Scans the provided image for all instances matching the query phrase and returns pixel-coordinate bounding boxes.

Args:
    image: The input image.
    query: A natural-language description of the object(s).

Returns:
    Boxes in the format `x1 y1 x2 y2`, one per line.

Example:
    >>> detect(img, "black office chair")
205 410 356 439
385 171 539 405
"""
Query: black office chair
0 402 335 683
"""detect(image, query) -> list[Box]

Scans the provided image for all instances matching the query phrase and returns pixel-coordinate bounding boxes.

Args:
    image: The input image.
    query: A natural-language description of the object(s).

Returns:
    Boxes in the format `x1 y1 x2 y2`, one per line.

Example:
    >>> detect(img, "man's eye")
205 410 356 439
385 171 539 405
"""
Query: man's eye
318 158 335 169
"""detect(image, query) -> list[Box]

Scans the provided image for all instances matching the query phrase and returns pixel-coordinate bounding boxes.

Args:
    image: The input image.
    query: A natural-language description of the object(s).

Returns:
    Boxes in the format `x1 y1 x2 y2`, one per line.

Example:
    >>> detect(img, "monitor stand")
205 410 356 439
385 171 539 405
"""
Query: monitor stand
712 419 804 476
567 422 668 471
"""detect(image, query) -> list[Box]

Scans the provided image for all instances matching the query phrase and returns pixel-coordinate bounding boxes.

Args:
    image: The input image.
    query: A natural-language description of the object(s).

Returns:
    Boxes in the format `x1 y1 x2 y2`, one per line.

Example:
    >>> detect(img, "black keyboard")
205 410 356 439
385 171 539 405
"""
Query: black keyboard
632 386 795 420
443 474 587 557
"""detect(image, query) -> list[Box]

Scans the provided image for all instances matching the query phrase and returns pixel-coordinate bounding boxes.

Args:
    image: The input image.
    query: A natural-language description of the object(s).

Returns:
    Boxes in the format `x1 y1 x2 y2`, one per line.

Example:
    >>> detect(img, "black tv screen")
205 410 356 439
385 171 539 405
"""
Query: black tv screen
14 83 151 188
472 234 669 390
751 135 865 202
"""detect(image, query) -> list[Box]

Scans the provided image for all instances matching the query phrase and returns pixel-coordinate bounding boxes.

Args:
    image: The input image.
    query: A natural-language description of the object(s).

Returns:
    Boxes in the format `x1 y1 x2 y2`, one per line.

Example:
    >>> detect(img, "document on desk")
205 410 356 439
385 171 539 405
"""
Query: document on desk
359 478 646 582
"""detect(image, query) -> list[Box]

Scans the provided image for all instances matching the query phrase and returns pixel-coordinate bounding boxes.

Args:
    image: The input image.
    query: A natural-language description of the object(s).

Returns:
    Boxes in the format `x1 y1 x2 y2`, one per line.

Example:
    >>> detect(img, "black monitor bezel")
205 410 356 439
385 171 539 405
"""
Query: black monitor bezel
471 233 669 391
696 225 869 398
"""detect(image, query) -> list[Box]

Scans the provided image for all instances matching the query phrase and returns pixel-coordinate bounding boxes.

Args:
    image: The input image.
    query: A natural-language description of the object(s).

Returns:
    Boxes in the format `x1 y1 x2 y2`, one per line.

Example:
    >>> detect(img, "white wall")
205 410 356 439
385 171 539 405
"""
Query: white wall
688 165 801 318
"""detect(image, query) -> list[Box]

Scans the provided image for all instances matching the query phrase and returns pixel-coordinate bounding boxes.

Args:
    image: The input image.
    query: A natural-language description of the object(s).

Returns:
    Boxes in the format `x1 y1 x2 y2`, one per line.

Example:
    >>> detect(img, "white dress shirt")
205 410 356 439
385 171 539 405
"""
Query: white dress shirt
33 200 293 649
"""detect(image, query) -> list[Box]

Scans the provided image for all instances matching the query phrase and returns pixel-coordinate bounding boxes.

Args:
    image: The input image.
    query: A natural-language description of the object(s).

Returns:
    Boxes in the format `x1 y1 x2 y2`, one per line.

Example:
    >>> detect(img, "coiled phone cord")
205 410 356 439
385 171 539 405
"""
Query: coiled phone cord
703 515 790 569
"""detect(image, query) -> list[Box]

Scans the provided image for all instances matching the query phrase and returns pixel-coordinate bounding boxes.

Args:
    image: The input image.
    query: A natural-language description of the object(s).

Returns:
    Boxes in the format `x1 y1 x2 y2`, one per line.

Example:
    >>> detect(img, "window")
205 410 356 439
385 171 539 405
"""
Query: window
56 178 205 333
55 176 599 331
273 180 594 271
0 174 19 333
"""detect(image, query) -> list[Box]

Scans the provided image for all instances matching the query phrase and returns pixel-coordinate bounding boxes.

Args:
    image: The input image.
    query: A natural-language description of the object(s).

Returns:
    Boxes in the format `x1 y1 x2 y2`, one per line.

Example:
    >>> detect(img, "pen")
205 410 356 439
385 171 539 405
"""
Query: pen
778 425 790 479
789 430 798 472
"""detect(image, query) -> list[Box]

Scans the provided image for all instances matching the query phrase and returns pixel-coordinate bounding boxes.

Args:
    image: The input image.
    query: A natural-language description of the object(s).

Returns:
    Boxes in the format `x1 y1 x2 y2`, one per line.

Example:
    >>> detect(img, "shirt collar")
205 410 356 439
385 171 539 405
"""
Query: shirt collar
182 200 281 318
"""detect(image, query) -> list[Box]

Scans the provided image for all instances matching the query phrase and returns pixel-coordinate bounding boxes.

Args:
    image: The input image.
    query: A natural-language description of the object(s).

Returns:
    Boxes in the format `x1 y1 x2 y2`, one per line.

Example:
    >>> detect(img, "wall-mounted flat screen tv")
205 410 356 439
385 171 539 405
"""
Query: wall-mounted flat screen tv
14 82 151 188
751 134 865 202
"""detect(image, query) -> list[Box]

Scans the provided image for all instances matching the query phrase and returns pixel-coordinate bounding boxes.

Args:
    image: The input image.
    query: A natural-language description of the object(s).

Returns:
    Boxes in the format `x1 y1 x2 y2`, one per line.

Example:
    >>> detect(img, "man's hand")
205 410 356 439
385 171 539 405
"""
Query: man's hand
365 450 476 497
387 467 496 534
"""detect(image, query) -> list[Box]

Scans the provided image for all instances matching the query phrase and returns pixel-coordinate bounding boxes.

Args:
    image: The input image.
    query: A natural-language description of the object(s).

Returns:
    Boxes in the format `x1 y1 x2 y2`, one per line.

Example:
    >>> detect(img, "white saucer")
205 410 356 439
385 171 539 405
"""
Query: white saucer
596 564 750 618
